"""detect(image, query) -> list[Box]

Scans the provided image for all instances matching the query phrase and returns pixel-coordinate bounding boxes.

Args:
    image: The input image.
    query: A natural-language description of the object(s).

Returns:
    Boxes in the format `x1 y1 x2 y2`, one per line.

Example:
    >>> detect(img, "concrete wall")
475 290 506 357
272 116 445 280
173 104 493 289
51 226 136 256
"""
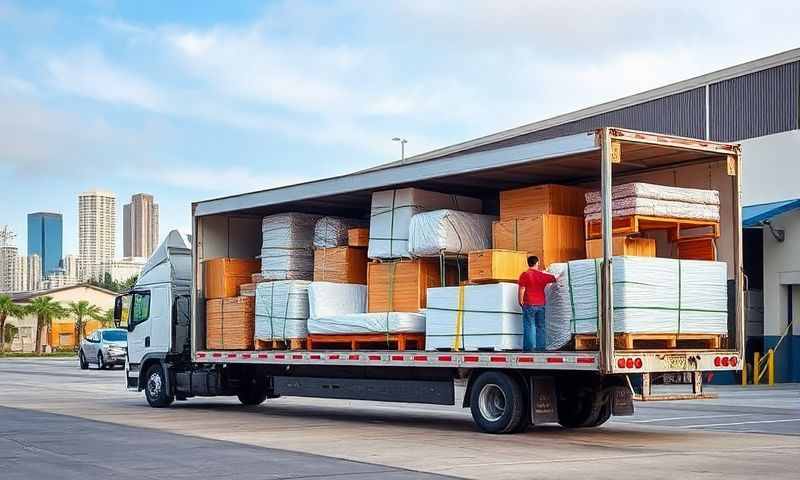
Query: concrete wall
740 130 800 205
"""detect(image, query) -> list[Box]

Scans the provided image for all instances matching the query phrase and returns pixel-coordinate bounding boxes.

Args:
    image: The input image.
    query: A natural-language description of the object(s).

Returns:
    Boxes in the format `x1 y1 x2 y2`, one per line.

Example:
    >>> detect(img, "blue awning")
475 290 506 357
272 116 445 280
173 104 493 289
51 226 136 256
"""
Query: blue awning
743 198 800 227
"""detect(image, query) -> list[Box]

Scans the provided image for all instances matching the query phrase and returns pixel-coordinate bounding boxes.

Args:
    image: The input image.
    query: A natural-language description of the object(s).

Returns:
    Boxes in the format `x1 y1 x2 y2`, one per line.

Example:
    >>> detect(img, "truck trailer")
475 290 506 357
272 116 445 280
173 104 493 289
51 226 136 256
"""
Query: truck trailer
119 127 744 434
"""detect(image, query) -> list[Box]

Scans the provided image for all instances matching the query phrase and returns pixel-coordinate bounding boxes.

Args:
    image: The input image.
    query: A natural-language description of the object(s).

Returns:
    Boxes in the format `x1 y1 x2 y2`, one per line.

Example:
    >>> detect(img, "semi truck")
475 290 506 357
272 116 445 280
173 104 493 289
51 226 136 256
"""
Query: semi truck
118 127 744 434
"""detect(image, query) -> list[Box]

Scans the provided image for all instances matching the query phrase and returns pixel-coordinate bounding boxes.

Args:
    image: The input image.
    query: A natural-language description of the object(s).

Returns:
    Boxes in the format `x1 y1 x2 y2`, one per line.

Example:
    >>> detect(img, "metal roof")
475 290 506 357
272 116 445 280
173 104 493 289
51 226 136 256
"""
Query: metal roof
743 198 800 227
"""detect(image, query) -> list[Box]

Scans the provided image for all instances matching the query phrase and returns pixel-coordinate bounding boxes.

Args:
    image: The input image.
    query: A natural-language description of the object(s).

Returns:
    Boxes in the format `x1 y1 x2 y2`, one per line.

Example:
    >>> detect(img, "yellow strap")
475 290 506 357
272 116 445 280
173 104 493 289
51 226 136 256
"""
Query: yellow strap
452 285 465 351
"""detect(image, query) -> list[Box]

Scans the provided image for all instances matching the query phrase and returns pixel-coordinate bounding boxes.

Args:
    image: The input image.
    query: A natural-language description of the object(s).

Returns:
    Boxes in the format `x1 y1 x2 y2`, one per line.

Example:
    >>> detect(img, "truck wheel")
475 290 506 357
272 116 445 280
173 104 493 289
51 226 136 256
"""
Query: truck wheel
557 387 604 428
469 371 525 434
144 364 174 408
237 378 269 406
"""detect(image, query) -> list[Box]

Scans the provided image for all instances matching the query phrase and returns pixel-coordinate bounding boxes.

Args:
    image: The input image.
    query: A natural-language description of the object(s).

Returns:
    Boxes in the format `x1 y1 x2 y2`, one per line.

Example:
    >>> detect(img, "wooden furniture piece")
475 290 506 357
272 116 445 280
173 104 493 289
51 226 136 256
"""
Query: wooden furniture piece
206 296 255 350
314 246 368 283
348 227 370 247
585 236 656 258
585 215 720 241
492 215 585 268
367 259 453 312
203 257 261 299
499 184 587 220
468 249 528 283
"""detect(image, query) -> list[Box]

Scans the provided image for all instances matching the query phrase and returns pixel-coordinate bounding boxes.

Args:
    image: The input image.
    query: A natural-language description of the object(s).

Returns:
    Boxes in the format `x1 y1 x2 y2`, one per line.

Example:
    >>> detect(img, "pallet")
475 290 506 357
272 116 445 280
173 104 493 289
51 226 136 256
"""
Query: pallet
254 338 306 351
306 333 425 351
574 333 723 351
585 215 720 241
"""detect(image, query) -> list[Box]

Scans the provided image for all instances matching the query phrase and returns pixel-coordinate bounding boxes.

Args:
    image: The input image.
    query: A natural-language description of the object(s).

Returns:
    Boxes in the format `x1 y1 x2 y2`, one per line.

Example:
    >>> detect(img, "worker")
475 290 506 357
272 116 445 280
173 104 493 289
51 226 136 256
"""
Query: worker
518 256 560 351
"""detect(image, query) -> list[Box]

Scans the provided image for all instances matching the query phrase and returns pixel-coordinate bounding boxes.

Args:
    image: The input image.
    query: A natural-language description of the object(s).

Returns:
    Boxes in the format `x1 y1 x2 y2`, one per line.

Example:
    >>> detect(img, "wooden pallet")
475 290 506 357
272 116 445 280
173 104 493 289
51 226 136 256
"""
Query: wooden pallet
306 333 425 351
574 333 723 351
585 215 720 241
254 338 306 351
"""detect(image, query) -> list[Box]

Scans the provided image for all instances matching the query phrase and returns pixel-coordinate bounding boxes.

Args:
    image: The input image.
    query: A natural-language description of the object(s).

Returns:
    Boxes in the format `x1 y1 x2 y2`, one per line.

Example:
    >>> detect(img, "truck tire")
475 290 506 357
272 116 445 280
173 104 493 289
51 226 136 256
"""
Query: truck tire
144 364 174 408
469 371 525 434
557 387 604 428
237 377 269 406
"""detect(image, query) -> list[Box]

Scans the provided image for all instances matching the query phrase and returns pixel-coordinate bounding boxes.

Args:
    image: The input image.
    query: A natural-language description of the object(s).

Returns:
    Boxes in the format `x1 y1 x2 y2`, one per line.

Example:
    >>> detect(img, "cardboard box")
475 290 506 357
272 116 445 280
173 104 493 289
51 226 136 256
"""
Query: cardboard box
492 215 585 268
314 246 368 284
206 296 255 350
585 237 656 258
499 184 586 220
348 228 370 248
468 249 529 283
367 259 457 312
203 258 261 299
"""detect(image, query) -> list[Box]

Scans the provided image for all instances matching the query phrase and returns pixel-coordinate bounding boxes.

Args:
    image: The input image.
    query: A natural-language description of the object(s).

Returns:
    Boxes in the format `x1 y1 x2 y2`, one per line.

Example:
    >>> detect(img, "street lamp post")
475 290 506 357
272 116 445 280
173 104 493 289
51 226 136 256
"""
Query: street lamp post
392 137 408 162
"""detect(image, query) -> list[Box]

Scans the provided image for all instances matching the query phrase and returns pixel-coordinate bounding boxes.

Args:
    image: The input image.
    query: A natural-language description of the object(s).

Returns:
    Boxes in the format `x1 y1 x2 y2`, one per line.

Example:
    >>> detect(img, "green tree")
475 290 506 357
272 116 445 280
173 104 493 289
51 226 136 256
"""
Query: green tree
25 296 66 353
67 300 102 344
0 294 23 353
3 323 19 348
98 308 115 328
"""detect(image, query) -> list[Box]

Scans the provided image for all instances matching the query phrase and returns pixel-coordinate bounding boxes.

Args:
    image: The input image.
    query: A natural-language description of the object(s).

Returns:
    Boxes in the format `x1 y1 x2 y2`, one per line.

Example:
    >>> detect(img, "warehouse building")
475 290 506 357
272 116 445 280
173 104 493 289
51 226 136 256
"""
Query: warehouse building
379 48 800 382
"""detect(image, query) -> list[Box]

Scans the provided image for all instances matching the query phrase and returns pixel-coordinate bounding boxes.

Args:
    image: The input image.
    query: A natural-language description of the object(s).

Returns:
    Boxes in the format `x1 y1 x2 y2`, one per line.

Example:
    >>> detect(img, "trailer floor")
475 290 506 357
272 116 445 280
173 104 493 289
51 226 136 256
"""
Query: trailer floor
1 358 799 480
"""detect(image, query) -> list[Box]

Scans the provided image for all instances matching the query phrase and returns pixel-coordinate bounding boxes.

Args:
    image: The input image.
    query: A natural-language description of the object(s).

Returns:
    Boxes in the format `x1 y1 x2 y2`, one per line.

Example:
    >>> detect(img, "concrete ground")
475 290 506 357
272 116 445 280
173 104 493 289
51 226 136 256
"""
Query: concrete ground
1 358 799 479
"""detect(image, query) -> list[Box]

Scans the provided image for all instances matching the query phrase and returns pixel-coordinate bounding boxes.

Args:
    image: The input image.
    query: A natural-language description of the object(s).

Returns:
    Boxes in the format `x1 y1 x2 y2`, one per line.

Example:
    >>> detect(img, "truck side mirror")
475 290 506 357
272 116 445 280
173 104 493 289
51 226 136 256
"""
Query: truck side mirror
114 296 123 324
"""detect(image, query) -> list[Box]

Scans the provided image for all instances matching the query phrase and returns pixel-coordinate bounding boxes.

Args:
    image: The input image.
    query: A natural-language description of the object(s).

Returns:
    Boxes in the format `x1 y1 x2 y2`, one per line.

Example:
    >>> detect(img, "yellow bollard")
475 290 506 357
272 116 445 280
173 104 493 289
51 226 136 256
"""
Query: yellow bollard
753 351 761 385
741 359 747 385
768 349 775 385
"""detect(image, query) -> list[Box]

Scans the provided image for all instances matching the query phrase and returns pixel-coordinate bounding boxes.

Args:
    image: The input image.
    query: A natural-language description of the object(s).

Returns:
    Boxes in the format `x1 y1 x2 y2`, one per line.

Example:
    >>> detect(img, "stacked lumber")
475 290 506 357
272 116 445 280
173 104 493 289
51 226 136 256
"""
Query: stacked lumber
313 246 368 283
203 258 260 299
585 237 656 259
468 249 528 283
348 228 369 247
206 296 255 350
492 215 585 268
367 259 455 312
499 184 586 220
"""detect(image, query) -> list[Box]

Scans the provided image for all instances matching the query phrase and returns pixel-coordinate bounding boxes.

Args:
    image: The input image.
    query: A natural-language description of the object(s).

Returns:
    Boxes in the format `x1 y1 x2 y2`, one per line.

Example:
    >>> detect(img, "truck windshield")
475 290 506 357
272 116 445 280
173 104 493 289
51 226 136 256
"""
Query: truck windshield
103 330 127 342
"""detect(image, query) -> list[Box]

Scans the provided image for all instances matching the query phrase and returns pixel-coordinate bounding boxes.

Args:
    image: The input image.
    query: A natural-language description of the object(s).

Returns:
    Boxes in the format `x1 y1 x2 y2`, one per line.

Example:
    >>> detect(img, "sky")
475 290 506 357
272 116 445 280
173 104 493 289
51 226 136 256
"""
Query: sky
2 0 800 257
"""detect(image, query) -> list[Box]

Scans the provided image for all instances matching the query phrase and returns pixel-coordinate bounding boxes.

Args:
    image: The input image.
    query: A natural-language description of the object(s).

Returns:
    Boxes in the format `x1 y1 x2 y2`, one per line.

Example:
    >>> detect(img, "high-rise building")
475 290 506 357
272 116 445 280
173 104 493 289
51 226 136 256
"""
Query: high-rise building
63 254 80 281
99 256 147 283
27 254 42 291
79 190 116 281
13 255 28 292
27 212 63 275
123 193 159 258
0 245 18 292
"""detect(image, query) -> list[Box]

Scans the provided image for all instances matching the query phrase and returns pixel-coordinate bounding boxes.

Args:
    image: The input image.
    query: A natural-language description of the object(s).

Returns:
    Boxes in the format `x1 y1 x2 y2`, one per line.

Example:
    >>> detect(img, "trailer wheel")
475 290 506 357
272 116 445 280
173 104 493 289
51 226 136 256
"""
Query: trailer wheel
469 371 525 434
557 387 604 428
237 377 269 406
144 364 174 408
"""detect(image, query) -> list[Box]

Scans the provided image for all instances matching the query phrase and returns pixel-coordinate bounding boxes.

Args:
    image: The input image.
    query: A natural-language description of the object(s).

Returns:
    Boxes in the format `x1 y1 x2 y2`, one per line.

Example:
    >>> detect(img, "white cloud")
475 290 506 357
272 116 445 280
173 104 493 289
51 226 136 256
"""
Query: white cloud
149 165 308 194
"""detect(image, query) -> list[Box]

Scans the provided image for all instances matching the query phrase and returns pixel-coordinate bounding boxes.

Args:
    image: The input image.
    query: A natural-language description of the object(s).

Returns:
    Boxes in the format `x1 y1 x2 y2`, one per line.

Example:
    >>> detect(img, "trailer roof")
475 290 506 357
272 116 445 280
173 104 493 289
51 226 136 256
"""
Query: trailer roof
193 128 739 218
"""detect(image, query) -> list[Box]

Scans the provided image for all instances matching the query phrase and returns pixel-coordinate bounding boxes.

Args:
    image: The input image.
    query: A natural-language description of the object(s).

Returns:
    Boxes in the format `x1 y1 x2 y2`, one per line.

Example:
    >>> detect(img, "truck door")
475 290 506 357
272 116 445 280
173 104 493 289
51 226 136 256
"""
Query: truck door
126 290 152 365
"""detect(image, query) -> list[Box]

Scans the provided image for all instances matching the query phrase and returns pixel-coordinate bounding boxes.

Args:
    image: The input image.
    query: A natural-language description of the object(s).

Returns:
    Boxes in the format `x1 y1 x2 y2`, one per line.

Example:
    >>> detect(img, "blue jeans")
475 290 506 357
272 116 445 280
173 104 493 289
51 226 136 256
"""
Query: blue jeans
522 305 546 351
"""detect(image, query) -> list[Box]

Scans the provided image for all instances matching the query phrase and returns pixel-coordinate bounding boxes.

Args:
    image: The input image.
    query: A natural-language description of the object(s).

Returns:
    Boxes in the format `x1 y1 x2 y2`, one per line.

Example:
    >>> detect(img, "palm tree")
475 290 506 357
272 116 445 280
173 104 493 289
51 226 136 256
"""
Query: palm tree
67 300 102 346
98 308 115 328
0 294 22 353
25 296 66 354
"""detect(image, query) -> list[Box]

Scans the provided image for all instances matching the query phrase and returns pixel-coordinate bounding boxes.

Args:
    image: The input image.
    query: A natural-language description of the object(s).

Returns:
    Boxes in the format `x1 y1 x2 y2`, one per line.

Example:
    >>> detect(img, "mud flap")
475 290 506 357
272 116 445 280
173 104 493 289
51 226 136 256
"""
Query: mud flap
610 385 634 416
531 376 559 424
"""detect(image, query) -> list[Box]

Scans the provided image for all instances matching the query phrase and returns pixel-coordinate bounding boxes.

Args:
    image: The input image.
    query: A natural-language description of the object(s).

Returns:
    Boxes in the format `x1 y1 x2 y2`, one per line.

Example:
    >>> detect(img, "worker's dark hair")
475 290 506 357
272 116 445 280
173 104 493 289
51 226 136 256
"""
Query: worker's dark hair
527 256 539 267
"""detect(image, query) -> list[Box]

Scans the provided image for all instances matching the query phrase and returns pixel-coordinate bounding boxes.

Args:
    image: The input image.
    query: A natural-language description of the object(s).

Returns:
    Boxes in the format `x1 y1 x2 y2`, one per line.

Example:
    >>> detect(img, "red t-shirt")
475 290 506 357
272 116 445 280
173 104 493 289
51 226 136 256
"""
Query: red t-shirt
518 269 557 306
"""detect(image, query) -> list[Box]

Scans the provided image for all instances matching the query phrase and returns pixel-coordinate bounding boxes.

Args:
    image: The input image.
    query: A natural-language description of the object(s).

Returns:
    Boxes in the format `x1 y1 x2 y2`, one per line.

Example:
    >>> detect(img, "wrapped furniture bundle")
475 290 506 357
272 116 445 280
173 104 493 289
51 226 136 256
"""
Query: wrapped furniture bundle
407 209 496 256
585 182 720 205
425 283 523 351
368 188 482 259
544 257 728 350
255 280 310 340
261 213 321 281
584 183 720 222
313 216 367 248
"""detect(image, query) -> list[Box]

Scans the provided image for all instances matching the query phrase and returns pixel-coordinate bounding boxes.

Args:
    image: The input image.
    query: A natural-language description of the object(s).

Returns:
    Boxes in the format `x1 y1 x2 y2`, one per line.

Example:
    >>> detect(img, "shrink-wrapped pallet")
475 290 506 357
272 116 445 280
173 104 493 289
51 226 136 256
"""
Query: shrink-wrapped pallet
425 283 523 351
585 182 720 205
255 280 310 340
544 257 728 350
313 216 367 248
308 312 426 335
368 188 481 259
584 197 720 222
261 213 321 280
313 246 368 283
307 282 367 319
407 210 496 256
206 296 255 350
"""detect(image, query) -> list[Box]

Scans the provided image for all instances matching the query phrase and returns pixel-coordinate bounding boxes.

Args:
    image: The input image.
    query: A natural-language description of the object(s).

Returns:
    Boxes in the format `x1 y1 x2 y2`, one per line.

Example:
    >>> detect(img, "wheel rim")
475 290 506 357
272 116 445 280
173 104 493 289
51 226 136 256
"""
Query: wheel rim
147 372 162 398
98 354 104 367
478 383 507 422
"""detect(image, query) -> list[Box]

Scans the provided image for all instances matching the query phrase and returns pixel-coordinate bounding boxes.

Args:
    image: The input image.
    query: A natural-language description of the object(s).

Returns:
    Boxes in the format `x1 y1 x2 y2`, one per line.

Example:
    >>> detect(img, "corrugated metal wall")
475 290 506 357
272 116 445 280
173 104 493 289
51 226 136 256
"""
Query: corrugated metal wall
709 61 800 142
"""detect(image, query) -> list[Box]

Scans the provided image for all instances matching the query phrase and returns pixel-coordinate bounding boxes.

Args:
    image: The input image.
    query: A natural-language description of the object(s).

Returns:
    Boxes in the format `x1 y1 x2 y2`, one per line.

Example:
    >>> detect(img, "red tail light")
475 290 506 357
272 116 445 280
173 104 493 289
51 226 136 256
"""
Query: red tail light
721 356 730 367
730 356 738 367
617 358 626 368
625 358 634 369
714 356 721 367
634 357 643 369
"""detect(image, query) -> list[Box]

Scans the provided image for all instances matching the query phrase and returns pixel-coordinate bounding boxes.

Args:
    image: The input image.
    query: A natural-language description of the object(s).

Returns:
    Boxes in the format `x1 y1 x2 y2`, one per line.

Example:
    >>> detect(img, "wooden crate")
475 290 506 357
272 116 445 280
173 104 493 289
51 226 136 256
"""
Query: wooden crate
203 257 261 299
677 237 717 261
314 246 368 283
239 282 257 297
499 184 586 220
206 296 255 350
585 215 720 241
307 333 424 351
585 237 656 258
348 227 370 247
367 259 454 312
492 215 585 268
574 333 723 351
468 249 528 283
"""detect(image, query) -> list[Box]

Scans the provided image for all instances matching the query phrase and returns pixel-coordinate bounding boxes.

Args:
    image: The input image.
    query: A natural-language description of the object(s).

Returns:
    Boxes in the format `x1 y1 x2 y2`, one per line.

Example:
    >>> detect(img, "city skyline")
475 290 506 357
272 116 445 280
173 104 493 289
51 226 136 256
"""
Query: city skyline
123 193 159 259
27 212 62 275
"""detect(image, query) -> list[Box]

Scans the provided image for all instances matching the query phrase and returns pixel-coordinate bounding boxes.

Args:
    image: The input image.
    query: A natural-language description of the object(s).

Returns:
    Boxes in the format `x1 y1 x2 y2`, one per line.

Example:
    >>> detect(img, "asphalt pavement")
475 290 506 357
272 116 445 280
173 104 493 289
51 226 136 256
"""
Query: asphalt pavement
1 358 799 479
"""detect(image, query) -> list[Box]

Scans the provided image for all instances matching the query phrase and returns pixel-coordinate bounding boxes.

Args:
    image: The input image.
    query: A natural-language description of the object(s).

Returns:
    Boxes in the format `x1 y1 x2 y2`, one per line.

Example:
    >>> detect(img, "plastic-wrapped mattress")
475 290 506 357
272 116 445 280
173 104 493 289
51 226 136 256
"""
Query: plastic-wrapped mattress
367 188 482 259
407 209 496 257
307 312 425 335
584 198 720 221
544 257 728 350
313 216 367 248
307 282 367 319
425 283 522 351
255 280 310 340
585 183 720 205
261 213 321 280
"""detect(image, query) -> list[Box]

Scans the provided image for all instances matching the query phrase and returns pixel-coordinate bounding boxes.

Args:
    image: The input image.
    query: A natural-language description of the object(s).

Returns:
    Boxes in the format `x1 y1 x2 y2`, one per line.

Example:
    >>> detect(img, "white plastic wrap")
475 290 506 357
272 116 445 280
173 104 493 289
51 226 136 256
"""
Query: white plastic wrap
425 283 523 351
307 282 367 319
261 213 321 280
407 210 496 257
367 188 482 259
544 257 728 350
255 280 310 340
308 312 425 335
313 216 367 248
585 183 720 205
584 198 720 222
